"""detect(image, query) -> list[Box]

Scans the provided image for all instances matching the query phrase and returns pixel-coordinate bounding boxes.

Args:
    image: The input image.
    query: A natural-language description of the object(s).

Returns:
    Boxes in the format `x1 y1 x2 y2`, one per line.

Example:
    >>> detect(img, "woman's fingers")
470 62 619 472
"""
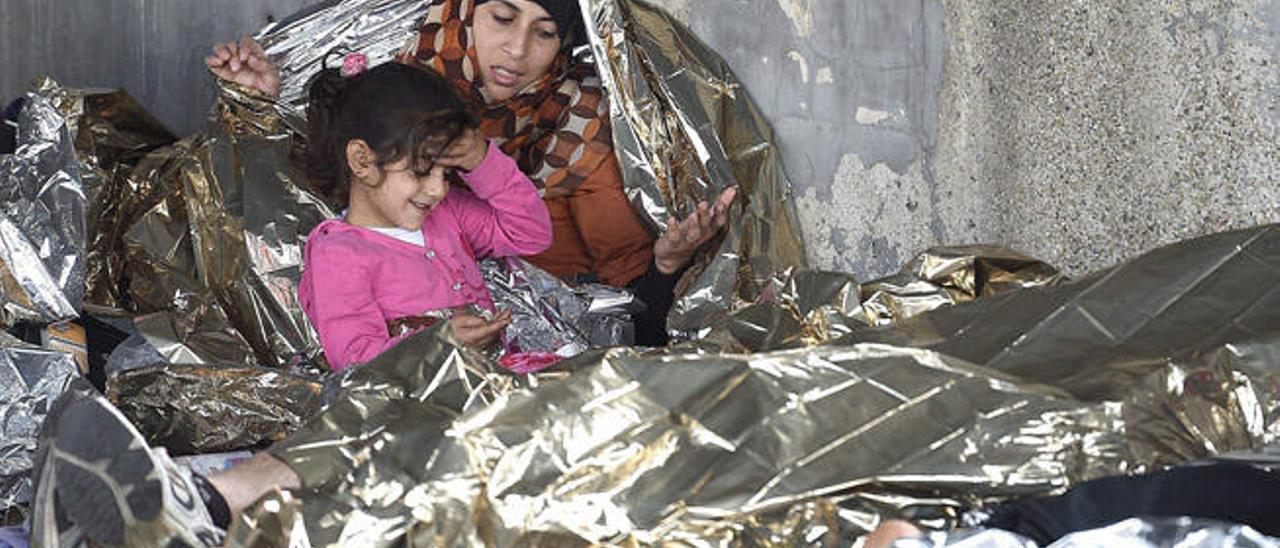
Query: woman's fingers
239 36 260 61
711 186 736 227
652 187 740 273
225 42 244 71
206 43 231 67
664 216 685 246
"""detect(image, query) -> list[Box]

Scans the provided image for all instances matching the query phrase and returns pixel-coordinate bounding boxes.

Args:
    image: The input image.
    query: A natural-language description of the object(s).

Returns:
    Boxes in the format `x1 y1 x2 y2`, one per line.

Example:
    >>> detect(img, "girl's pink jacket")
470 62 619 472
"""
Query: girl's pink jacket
299 142 552 370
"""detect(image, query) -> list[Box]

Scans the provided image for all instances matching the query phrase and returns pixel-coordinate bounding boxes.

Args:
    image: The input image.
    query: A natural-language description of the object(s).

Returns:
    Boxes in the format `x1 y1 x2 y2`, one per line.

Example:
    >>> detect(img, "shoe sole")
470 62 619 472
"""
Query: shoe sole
47 395 220 547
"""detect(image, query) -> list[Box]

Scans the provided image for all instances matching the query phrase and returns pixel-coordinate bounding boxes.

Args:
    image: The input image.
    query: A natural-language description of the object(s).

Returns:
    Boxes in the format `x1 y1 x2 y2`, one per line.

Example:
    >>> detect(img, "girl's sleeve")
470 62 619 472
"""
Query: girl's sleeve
300 235 407 370
451 141 553 258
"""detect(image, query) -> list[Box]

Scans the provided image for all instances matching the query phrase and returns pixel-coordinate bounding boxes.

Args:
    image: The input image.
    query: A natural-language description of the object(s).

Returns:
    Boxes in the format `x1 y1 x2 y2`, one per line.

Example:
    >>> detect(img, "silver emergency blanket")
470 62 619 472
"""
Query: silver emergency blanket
0 332 79 511
258 0 431 123
583 0 810 334
481 257 636 355
107 83 333 368
0 82 86 326
903 518 1279 547
105 363 324 454
224 225 1280 546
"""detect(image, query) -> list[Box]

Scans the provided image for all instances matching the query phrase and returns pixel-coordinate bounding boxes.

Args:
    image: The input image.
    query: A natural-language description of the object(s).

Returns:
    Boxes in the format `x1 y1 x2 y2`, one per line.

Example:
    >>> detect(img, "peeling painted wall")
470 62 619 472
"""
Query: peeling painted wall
655 0 1280 279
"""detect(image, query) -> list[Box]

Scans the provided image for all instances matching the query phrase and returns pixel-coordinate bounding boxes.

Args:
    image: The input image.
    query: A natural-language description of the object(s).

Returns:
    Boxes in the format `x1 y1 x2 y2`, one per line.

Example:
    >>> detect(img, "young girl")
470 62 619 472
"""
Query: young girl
298 59 552 370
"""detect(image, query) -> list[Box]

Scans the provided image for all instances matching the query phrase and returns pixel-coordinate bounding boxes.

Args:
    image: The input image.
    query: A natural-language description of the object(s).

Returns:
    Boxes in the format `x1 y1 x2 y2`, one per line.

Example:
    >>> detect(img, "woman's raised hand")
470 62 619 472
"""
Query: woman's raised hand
653 186 738 275
433 128 489 173
205 37 282 97
450 310 512 349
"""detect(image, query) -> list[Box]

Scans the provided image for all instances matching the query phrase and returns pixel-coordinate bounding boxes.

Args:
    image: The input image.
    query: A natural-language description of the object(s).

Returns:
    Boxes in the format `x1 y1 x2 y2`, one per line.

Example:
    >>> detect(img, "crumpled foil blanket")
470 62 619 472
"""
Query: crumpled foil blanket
105 363 324 455
0 332 78 511
583 0 809 335
224 225 1280 546
0 80 88 326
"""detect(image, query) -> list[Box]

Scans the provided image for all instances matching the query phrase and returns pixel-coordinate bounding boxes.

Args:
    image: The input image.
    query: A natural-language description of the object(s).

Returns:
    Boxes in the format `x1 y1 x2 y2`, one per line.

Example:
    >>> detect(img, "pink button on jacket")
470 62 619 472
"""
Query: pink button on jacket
299 143 552 370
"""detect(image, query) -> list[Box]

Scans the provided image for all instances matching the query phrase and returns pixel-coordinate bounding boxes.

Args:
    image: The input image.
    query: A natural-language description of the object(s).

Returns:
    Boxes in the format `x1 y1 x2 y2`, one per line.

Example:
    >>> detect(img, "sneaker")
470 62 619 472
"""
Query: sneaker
30 387 225 547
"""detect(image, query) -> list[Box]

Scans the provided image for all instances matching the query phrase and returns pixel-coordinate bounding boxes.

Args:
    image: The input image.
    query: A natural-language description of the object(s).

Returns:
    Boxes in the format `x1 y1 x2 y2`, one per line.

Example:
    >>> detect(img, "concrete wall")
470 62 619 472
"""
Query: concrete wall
0 0 319 136
5 0 1278 279
657 0 1280 279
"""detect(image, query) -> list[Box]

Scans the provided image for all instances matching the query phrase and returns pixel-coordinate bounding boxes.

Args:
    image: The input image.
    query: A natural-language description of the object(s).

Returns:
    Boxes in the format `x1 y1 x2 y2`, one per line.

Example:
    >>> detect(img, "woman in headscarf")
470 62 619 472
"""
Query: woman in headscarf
207 0 735 346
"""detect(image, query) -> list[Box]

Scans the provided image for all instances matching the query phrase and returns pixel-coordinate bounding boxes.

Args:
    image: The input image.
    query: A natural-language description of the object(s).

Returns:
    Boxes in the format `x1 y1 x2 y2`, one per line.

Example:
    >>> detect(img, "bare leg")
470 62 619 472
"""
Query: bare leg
864 520 923 548
206 451 301 515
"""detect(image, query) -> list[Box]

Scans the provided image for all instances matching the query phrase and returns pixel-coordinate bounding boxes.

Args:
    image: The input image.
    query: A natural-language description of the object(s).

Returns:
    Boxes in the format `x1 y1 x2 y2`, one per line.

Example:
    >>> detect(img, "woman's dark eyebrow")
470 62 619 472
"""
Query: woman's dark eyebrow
495 0 557 24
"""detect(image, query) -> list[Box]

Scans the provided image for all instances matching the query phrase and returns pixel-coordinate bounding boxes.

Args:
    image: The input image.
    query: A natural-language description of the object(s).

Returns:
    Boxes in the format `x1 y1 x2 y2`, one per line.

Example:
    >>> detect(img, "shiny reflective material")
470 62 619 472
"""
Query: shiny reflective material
227 225 1280 546
705 246 1061 352
583 0 809 334
108 83 333 368
858 245 1064 327
52 80 179 312
105 363 324 454
482 258 635 355
0 80 88 326
257 0 431 123
0 332 78 510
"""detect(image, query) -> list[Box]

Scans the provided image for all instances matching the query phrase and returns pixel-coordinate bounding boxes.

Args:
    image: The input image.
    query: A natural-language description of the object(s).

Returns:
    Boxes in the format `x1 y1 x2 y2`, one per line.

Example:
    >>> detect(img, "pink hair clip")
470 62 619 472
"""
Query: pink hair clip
340 52 368 78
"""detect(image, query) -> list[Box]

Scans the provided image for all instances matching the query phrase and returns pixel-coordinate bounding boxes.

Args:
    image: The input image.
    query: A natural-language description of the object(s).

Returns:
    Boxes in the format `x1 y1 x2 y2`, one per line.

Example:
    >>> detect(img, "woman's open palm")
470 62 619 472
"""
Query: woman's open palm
653 186 738 275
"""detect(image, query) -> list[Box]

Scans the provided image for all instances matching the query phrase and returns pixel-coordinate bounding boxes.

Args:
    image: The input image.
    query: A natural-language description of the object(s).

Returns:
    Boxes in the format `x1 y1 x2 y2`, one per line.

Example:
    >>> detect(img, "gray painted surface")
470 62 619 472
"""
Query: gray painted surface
0 0 318 135
5 0 1278 279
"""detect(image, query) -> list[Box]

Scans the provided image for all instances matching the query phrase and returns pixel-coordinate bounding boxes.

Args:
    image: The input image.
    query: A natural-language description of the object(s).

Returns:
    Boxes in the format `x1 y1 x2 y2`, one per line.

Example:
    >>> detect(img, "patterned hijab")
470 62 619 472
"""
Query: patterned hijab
399 0 613 196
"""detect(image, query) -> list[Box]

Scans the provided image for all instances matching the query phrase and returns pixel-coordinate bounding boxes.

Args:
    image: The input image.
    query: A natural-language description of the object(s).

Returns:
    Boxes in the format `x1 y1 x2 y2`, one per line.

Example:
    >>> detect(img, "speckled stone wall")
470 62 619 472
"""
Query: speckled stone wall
656 0 1280 279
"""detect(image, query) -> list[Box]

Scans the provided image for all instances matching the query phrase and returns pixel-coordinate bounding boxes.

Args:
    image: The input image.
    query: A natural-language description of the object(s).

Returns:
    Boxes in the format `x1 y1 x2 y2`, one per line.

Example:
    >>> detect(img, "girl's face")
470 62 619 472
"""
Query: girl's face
348 155 449 231
473 0 562 103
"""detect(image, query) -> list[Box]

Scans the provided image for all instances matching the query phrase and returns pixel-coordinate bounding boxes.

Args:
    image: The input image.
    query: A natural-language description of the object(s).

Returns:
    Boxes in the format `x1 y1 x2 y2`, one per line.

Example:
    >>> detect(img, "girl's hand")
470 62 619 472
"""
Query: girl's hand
205 37 282 97
653 186 737 275
449 310 512 348
433 128 489 173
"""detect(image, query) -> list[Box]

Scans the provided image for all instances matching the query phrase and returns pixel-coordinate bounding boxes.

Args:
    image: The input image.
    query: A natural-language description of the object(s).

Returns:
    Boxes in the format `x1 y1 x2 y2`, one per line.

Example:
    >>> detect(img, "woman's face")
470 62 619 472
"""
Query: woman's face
473 0 563 103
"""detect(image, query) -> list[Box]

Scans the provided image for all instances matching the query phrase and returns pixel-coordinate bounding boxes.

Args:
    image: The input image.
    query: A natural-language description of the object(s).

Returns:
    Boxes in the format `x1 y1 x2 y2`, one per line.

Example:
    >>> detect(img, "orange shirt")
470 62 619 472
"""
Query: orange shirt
524 153 654 288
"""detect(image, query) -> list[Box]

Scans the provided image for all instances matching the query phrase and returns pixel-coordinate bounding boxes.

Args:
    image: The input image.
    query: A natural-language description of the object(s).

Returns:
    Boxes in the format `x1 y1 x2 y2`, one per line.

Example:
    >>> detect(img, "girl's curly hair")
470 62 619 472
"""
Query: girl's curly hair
301 57 478 207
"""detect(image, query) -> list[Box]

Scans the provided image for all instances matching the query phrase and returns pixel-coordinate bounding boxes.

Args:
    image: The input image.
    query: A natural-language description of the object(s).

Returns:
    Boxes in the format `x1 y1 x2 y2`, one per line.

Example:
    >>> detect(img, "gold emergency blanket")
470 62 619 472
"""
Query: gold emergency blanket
584 0 809 334
41 0 1277 543
105 363 324 455
226 225 1280 546
694 245 1064 351
78 0 817 453
55 80 180 312
93 84 333 368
